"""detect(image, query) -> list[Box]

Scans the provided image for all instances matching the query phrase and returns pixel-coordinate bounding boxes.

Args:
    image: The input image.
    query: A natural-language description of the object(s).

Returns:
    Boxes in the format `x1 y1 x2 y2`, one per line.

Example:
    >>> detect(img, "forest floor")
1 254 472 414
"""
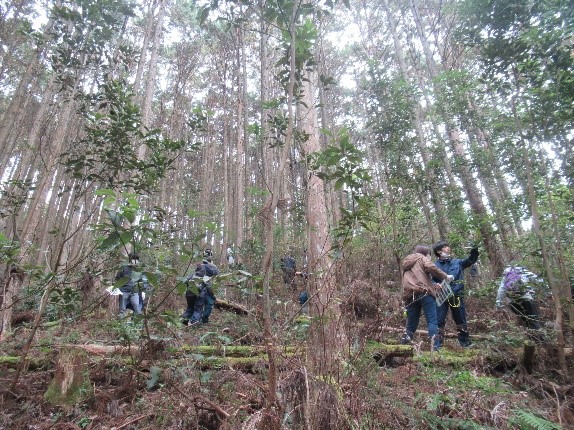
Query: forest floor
0 274 572 430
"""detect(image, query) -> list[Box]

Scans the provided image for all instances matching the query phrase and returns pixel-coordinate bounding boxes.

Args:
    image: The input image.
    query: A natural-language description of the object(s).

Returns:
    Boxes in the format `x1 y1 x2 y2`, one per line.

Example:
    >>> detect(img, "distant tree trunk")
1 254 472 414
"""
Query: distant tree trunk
0 267 23 342
258 8 298 428
199 93 218 242
384 1 448 239
409 0 505 270
235 28 247 258
139 0 166 159
19 87 79 249
448 129 505 274
0 11 56 172
133 0 155 96
510 93 569 376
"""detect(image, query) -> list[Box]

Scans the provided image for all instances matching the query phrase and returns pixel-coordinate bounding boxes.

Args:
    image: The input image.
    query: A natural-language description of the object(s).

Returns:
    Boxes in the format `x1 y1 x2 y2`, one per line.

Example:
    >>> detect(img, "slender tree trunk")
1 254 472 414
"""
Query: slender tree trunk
447 129 505 274
409 0 505 268
509 87 569 376
384 1 448 238
235 28 247 257
258 8 298 428
543 174 574 346
222 78 234 264
133 0 156 96
521 141 568 375
139 0 167 159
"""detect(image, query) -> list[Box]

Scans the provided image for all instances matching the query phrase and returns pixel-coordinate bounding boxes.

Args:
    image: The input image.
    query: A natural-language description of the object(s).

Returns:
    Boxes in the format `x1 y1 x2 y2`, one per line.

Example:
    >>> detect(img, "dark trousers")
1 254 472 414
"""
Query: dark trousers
510 298 541 330
203 287 216 323
182 287 205 323
183 284 215 323
437 295 470 346
282 268 295 287
404 293 439 349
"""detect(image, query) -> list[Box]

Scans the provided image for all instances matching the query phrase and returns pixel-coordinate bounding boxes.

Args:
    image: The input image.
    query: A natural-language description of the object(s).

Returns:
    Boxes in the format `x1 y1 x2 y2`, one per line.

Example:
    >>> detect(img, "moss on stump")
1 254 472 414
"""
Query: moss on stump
44 347 93 408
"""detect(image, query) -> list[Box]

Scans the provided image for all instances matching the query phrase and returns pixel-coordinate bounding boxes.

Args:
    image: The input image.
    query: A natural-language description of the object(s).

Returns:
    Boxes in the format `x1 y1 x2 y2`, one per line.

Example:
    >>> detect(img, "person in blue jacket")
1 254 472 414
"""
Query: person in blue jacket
432 241 479 348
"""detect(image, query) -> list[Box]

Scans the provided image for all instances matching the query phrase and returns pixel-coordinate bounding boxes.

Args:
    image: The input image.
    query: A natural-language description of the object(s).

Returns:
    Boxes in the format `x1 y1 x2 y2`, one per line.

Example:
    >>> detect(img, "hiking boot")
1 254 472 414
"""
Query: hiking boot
181 319 190 326
399 334 412 345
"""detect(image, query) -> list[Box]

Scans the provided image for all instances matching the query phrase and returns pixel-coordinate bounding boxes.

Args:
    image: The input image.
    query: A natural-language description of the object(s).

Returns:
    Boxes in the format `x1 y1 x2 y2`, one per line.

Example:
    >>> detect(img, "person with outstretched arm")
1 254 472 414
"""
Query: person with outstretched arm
432 241 479 348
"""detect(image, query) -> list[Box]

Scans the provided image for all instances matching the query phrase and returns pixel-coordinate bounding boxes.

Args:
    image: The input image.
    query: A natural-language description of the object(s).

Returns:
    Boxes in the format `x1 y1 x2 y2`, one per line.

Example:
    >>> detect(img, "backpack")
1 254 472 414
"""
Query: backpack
205 262 219 277
195 262 219 278
503 267 523 291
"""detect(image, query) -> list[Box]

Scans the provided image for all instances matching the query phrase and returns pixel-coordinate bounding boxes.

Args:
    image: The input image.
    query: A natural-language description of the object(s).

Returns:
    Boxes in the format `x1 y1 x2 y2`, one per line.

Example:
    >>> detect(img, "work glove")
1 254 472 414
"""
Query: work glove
446 275 455 282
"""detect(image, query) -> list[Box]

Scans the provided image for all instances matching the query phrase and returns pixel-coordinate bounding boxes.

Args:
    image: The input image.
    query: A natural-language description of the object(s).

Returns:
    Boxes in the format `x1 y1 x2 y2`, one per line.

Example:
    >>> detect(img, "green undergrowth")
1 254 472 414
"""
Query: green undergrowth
415 346 480 368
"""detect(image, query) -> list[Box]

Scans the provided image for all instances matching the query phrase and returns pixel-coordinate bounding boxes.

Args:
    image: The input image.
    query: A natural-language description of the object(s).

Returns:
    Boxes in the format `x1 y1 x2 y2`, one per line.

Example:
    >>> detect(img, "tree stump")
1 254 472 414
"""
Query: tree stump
521 341 536 374
44 347 93 408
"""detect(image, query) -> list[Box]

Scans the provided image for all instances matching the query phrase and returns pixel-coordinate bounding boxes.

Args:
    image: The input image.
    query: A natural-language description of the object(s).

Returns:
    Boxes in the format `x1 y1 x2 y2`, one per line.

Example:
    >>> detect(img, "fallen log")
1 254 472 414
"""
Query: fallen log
16 343 299 359
0 355 51 370
378 325 493 341
0 352 290 372
367 343 414 366
214 298 250 315
177 344 298 357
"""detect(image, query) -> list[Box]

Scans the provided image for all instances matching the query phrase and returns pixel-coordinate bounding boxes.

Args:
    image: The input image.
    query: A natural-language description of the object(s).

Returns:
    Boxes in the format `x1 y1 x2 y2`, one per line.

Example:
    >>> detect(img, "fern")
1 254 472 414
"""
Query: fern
510 409 562 430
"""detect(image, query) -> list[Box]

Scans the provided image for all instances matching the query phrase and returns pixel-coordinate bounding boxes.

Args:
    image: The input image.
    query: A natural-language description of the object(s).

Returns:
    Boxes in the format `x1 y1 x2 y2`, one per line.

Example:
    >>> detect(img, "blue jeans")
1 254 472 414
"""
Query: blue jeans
437 294 470 346
119 292 141 315
404 294 439 349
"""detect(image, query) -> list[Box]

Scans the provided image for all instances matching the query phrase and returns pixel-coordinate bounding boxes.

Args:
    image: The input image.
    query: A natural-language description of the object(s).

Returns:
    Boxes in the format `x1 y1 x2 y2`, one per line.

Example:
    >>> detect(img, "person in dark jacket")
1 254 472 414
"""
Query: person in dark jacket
182 249 219 326
400 245 452 351
432 241 479 348
115 252 149 316
280 252 296 288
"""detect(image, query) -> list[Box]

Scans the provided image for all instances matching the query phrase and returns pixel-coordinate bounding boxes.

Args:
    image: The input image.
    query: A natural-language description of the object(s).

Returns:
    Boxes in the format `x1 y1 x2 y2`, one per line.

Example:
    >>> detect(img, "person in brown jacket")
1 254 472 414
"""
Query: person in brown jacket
400 245 453 351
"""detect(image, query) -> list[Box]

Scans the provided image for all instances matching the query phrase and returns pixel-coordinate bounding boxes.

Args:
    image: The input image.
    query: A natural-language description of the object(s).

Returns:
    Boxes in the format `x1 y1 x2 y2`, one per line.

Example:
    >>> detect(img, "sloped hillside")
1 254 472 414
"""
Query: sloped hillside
0 270 571 430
